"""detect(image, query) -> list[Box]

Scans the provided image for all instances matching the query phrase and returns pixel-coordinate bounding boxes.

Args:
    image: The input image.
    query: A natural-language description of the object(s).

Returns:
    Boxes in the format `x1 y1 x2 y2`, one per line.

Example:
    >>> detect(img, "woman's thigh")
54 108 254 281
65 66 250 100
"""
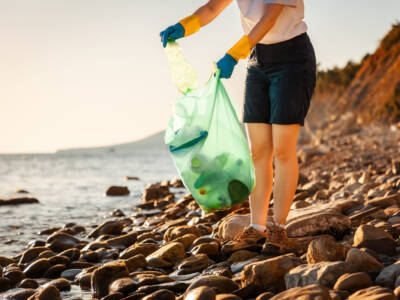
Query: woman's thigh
246 123 273 161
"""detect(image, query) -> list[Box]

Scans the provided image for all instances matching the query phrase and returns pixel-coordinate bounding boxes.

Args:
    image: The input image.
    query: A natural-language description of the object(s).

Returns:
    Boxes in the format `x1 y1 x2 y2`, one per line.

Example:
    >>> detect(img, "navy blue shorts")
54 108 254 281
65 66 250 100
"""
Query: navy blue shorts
243 32 316 126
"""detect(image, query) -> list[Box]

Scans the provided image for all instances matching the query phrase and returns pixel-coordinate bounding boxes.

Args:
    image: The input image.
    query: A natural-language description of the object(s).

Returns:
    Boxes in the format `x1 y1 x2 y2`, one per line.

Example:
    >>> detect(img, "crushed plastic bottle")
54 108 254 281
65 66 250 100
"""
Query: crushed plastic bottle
164 41 198 94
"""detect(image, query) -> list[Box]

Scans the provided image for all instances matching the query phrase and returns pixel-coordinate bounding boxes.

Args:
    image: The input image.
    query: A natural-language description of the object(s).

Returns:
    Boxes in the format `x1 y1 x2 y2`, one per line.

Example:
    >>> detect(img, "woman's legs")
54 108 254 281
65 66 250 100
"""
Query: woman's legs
246 123 274 230
271 124 300 225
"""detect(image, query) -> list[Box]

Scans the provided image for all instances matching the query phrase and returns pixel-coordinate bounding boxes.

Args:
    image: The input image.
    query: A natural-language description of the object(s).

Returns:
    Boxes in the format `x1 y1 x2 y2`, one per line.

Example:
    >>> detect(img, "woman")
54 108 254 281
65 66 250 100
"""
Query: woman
160 0 316 252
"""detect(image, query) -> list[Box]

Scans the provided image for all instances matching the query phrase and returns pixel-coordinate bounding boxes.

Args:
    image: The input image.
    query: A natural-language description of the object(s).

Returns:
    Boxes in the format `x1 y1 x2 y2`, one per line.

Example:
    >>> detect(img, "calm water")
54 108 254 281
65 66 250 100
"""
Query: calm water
0 150 178 258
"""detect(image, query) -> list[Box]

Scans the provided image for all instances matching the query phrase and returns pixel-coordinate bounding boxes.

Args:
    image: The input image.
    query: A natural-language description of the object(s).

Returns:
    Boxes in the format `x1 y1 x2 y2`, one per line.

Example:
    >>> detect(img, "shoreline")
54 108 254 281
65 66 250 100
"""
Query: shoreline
1 122 400 299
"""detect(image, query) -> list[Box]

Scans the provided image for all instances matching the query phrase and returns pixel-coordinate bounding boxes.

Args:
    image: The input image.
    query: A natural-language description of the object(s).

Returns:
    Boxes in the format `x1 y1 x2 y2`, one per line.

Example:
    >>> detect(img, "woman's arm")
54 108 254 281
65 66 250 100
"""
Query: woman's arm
247 4 284 47
194 0 233 27
217 3 285 78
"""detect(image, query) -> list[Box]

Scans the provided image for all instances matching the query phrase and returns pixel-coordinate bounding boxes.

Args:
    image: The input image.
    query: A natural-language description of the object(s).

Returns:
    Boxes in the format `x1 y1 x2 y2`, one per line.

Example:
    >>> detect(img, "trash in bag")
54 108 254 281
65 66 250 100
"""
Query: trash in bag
164 41 255 212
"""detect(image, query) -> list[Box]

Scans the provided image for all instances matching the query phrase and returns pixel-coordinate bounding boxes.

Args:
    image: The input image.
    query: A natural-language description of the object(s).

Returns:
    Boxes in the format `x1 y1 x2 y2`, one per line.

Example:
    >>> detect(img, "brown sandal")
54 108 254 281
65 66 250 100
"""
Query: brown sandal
234 226 267 243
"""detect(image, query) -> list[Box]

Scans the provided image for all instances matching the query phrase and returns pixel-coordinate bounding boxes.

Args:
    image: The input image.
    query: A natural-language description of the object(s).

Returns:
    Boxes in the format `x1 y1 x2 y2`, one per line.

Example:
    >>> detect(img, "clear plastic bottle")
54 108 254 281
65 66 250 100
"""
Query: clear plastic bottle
164 41 198 94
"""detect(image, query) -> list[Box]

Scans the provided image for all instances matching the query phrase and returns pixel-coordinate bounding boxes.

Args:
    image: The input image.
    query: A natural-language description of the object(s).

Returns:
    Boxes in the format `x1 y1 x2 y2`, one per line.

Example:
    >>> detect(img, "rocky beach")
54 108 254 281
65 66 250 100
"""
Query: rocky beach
1 119 400 300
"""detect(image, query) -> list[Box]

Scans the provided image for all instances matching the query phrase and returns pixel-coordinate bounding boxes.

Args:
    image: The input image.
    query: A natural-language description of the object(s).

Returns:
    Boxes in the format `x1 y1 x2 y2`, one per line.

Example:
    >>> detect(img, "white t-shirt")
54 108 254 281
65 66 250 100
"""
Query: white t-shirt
236 0 307 44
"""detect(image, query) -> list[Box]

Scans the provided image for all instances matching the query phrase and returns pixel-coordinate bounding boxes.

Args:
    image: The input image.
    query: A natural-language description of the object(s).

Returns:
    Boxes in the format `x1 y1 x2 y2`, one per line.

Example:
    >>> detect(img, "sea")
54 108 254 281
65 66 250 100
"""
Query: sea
0 150 179 260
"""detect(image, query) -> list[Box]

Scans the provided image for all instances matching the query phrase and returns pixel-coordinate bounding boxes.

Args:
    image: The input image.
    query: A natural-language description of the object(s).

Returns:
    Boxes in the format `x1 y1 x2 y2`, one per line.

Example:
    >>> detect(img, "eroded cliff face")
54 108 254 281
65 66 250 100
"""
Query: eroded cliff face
303 23 400 142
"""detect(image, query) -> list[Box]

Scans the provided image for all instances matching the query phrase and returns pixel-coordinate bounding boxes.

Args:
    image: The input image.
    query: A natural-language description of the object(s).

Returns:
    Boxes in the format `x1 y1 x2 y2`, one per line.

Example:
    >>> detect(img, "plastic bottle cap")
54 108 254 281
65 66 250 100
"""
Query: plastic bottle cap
191 157 200 168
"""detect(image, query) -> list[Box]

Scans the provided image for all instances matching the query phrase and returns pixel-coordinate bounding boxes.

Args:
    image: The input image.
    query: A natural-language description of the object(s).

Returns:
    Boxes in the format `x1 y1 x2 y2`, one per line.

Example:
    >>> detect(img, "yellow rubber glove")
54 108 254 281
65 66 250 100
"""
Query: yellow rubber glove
179 14 201 37
227 35 252 61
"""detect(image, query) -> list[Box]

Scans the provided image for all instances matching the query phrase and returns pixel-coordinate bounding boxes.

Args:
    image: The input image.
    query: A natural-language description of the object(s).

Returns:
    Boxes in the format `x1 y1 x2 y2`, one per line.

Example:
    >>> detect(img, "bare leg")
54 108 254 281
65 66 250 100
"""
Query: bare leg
271 124 300 225
246 123 274 229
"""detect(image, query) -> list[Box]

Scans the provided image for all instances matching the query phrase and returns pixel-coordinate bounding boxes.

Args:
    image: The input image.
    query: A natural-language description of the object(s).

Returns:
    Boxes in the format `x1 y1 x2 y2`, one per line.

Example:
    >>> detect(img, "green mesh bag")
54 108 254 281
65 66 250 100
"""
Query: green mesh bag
164 41 255 212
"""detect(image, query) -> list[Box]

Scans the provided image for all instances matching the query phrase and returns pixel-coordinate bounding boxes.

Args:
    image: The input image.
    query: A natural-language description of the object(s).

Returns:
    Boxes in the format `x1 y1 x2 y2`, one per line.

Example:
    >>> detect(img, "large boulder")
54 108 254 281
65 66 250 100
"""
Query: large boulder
269 284 332 300
285 261 354 289
241 254 304 290
306 235 346 264
286 213 351 238
184 286 216 300
217 214 249 242
353 224 396 256
345 248 384 272
91 262 129 298
333 272 373 293
375 261 400 289
105 186 130 196
146 242 186 268
119 243 158 259
186 275 239 294
348 286 396 300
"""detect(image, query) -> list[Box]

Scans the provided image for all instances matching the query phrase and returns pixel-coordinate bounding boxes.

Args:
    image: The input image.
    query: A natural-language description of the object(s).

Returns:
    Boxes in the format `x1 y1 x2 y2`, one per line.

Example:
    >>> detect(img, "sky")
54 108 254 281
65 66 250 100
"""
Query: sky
0 0 399 153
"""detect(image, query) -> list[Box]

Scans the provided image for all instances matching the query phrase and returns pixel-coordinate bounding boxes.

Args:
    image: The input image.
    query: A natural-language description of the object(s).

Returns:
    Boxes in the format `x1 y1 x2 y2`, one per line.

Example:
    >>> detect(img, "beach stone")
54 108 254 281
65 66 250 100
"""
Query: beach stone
172 233 197 250
366 193 400 209
217 214 249 242
44 278 71 291
186 275 239 294
255 292 274 300
345 248 384 272
215 294 241 300
285 261 354 289
4 268 25 285
37 249 56 259
286 213 351 238
18 278 39 289
0 256 15 267
60 268 82 280
348 286 396 300
102 293 124 300
227 250 259 263
394 285 400 298
136 281 188 294
91 262 129 298
269 284 331 300
28 285 61 300
164 225 200 241
106 186 130 196
184 286 216 300
175 254 210 274
142 289 175 300
124 254 147 272
46 232 80 252
142 183 170 201
353 224 396 256
242 254 304 290
221 240 262 256
333 272 373 293
375 261 400 288
87 220 129 238
23 258 51 278
106 232 138 249
108 277 137 295
19 247 50 264
43 264 66 278
58 248 80 261
191 241 219 257
306 235 346 264
119 242 158 259
0 277 12 292
0 197 39 206
146 242 186 266
2 288 36 300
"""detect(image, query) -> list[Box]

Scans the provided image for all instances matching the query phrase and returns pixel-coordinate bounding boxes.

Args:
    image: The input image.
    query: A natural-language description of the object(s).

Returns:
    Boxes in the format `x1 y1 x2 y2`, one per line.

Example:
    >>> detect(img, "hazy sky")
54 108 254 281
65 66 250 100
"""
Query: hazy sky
1 1 399 153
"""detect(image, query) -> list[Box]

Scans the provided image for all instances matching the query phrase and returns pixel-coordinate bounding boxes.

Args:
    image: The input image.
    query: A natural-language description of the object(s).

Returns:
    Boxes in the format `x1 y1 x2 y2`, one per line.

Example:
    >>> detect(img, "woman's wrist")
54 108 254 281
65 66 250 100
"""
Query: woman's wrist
227 35 253 61
179 14 201 37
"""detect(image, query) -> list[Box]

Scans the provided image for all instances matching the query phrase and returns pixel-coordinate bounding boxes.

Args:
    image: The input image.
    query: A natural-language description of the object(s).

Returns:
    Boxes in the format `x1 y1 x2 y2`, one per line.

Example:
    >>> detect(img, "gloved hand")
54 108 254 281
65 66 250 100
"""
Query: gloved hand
160 23 185 48
216 54 238 79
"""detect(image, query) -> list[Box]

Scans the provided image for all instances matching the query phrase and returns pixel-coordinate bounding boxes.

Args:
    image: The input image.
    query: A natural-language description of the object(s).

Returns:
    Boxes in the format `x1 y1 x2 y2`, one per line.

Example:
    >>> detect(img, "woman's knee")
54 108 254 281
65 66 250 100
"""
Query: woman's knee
273 143 297 162
250 143 273 162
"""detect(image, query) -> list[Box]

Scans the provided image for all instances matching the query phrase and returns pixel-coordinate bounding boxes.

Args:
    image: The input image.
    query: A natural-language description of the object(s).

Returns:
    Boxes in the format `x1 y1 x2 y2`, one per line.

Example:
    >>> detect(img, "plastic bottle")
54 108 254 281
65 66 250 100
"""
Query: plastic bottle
164 41 198 94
